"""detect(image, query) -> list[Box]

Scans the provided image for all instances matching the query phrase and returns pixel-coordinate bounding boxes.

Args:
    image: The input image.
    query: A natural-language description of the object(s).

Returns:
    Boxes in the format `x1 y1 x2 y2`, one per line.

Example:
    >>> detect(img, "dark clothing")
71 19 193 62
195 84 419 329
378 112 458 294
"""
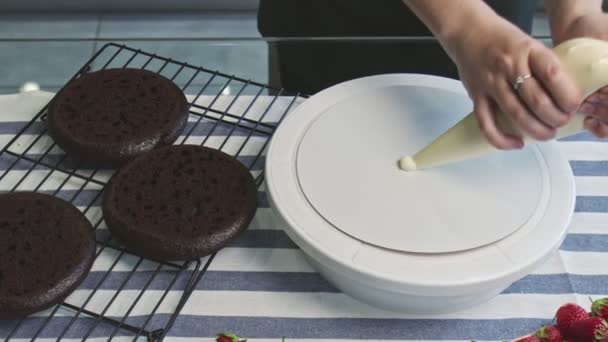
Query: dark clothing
257 0 538 94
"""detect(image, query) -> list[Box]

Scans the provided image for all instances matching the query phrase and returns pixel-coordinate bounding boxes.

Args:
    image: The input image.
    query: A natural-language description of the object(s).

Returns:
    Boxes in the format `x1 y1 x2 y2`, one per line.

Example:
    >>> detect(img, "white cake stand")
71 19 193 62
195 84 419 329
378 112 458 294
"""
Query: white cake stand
265 74 575 313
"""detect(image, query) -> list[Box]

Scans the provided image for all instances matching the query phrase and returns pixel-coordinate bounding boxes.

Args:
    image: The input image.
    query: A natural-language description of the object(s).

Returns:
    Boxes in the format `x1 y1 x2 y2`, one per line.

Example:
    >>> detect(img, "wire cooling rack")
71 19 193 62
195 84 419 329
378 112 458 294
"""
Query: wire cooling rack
0 43 304 342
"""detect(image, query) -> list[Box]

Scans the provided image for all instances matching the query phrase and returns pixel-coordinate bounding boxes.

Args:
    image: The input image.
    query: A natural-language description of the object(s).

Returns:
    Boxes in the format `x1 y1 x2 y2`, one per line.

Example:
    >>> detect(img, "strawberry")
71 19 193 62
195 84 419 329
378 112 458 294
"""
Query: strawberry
535 325 563 342
592 298 608 321
534 325 563 342
556 303 589 334
216 333 247 342
216 336 233 342
514 336 540 342
567 317 608 342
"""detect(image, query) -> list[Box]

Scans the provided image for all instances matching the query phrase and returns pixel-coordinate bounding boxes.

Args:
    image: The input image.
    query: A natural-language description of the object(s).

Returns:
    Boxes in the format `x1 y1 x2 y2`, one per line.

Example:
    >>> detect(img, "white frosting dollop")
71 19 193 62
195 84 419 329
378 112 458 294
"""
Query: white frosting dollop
399 156 417 171
19 81 40 93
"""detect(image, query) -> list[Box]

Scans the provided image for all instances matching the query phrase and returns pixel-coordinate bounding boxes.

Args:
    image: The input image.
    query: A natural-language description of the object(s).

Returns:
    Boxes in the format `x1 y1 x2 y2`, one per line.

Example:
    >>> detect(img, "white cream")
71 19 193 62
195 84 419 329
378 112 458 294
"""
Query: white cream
398 155 417 171
400 37 608 171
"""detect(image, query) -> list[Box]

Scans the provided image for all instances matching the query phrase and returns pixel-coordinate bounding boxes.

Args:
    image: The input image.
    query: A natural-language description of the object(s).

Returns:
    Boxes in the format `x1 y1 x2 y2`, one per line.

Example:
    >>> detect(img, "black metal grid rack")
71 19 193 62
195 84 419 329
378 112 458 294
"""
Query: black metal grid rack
0 43 303 342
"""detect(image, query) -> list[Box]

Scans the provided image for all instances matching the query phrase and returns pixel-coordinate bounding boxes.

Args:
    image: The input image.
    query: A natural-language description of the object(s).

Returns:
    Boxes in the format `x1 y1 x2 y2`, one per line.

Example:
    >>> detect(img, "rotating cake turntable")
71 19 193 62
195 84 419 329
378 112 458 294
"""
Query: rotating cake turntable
265 73 575 313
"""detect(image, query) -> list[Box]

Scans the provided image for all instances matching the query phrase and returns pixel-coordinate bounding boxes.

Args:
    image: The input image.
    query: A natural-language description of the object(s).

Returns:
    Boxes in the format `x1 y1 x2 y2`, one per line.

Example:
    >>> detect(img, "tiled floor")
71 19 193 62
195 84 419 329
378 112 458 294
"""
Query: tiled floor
0 11 551 95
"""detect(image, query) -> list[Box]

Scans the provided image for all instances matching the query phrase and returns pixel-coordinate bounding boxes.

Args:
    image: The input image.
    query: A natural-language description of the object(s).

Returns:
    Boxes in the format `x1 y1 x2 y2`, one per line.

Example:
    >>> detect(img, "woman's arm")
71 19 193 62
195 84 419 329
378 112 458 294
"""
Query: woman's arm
545 0 603 43
400 0 496 59
401 0 583 149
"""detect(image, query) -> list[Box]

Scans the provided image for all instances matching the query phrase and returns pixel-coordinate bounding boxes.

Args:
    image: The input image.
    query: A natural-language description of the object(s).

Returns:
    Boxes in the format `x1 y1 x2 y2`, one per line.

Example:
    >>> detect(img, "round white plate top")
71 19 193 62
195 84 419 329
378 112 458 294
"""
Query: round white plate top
296 84 547 253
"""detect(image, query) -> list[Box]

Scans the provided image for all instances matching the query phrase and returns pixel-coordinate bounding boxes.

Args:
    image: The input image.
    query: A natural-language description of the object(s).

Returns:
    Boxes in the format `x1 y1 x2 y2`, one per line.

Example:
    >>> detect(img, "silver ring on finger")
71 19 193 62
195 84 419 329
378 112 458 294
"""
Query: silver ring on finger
513 74 532 92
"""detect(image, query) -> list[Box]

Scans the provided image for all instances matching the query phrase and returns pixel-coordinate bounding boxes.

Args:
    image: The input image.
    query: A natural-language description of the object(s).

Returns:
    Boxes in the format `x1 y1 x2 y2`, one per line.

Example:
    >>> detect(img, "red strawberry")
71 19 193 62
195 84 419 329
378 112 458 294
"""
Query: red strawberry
216 336 233 342
216 333 247 342
592 298 608 321
567 317 608 342
535 325 563 342
514 336 540 342
556 303 589 334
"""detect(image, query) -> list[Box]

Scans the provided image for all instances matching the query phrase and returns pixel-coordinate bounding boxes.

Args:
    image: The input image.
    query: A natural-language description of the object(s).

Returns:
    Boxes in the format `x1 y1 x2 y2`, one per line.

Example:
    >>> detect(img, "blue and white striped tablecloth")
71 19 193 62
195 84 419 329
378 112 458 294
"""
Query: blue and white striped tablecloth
1 91 607 342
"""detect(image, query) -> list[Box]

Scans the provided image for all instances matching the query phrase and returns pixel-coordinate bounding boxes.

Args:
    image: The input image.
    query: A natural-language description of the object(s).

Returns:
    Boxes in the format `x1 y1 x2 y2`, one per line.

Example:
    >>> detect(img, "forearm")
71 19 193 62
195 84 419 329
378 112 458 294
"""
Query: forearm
401 1 502 57
545 0 603 40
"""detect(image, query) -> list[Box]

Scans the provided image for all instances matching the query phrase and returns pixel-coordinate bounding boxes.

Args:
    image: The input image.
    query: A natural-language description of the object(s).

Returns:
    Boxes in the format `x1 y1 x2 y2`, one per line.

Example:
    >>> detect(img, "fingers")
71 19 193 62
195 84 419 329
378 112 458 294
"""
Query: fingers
514 75 571 129
580 100 608 139
582 94 608 123
494 44 580 141
585 87 608 103
494 78 556 141
474 96 524 150
469 41 586 146
584 116 608 138
529 46 583 113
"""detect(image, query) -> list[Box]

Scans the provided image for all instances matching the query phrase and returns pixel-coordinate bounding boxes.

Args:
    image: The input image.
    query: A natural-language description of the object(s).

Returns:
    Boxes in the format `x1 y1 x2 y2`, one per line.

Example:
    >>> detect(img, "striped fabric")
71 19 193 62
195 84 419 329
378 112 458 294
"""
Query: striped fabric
0 92 607 342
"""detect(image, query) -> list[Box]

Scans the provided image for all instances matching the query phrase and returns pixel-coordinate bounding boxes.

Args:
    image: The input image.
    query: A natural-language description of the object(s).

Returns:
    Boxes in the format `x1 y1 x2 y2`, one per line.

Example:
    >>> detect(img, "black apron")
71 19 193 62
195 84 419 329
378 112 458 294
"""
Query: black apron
257 0 538 94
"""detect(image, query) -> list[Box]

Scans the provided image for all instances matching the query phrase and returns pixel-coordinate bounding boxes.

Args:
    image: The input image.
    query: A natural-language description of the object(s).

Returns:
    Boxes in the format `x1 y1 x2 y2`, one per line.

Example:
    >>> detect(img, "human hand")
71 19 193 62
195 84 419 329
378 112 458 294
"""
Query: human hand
444 16 583 149
553 12 608 138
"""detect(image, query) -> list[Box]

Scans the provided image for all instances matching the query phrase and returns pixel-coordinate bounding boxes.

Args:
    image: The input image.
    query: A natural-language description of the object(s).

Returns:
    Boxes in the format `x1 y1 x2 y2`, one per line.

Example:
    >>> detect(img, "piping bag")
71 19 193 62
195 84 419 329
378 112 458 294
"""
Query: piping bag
399 37 608 171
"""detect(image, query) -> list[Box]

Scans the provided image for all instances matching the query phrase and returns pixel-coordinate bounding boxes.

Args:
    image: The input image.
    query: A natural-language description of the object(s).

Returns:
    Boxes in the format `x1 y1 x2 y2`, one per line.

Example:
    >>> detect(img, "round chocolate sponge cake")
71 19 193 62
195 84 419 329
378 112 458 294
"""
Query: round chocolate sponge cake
102 145 258 261
47 68 189 166
0 192 96 319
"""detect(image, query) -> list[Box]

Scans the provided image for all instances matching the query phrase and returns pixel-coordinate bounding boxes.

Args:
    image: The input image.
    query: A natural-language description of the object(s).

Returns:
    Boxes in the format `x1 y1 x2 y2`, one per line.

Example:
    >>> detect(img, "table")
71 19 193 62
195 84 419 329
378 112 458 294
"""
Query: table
0 38 606 342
